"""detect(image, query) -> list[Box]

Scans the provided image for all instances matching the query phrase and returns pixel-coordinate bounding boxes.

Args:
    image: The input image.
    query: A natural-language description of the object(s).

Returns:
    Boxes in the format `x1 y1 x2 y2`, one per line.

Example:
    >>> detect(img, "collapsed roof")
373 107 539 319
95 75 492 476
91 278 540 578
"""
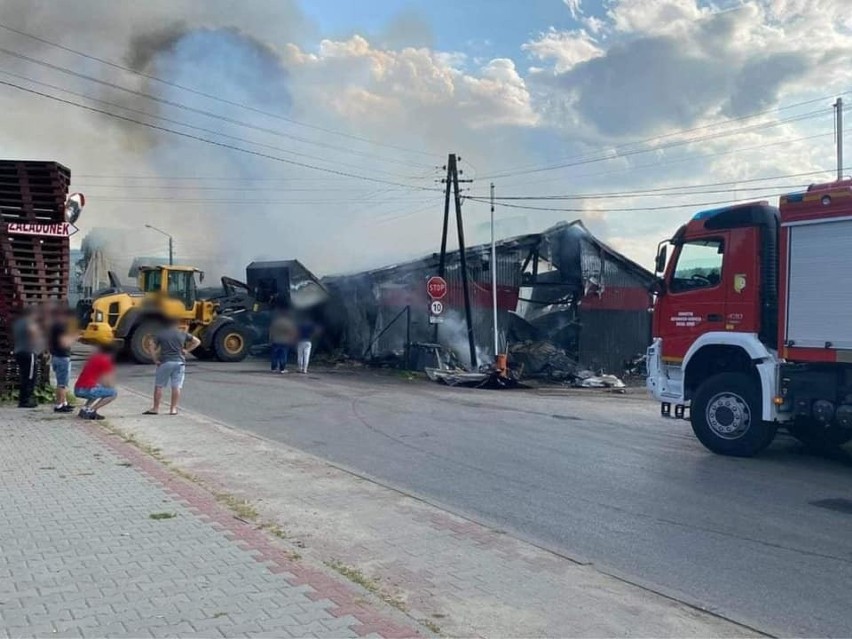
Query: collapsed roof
321 220 654 374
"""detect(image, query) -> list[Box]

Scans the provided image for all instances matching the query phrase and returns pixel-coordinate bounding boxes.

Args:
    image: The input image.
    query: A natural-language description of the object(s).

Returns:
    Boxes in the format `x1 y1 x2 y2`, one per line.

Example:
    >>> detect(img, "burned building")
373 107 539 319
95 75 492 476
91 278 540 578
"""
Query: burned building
322 221 653 376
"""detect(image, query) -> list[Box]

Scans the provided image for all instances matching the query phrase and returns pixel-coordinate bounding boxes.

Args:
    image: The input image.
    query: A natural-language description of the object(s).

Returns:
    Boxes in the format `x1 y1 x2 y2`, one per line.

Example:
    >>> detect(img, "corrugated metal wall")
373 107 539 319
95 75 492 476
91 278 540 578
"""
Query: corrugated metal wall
323 221 654 374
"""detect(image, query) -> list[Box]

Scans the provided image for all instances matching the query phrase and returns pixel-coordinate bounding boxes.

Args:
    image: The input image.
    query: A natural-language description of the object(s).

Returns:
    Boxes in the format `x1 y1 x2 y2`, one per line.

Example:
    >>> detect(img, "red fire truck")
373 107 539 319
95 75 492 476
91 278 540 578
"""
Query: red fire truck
647 179 852 456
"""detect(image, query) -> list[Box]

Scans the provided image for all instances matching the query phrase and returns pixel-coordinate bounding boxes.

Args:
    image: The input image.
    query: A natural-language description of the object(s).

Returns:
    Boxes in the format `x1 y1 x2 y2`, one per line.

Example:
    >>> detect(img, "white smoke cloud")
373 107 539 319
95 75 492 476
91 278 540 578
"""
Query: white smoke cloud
0 0 849 283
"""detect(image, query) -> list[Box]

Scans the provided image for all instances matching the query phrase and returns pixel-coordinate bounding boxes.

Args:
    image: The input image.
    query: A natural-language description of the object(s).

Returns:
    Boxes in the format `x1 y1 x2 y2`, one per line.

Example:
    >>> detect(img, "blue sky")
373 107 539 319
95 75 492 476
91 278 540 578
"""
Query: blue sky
2 0 850 272
300 0 585 61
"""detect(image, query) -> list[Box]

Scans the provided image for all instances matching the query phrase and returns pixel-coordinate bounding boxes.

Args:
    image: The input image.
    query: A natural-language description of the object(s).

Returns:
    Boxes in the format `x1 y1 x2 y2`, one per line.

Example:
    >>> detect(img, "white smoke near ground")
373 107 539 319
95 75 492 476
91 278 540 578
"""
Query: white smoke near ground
438 312 492 370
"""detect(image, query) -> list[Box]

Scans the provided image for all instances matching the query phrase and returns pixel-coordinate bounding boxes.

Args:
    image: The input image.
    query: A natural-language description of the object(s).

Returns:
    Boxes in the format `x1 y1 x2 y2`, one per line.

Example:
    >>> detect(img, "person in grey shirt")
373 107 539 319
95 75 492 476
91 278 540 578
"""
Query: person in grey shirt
13 306 44 408
144 319 201 415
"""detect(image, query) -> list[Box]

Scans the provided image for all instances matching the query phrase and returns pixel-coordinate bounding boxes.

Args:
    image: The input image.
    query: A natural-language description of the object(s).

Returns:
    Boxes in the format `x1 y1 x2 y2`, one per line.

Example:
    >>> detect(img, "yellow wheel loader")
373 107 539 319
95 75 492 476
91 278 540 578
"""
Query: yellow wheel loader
79 265 250 364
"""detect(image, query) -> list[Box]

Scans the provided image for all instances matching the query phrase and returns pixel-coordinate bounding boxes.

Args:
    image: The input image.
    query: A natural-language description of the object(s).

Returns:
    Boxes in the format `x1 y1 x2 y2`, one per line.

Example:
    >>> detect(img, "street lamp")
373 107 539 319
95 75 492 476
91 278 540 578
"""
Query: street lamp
144 224 173 265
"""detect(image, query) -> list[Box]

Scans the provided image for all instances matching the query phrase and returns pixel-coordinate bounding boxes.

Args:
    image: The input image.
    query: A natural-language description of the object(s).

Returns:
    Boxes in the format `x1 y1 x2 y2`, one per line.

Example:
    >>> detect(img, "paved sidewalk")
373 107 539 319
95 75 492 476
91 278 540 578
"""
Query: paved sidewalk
94 387 758 638
0 408 419 638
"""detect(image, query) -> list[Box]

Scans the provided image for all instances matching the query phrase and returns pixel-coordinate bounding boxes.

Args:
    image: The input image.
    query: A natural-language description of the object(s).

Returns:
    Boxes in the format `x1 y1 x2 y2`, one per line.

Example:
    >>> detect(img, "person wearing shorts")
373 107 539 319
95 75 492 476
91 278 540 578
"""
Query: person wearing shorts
145 320 201 416
74 345 118 420
50 307 77 413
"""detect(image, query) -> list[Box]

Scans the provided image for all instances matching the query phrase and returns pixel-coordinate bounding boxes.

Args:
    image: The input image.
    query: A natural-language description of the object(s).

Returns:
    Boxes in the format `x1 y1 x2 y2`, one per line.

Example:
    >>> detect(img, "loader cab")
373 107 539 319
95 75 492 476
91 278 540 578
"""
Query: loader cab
139 266 203 316
652 202 779 365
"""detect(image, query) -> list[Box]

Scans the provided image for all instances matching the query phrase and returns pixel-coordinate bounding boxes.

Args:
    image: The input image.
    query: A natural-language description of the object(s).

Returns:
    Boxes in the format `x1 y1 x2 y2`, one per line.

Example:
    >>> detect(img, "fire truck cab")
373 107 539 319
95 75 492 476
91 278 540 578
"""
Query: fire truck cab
647 180 852 456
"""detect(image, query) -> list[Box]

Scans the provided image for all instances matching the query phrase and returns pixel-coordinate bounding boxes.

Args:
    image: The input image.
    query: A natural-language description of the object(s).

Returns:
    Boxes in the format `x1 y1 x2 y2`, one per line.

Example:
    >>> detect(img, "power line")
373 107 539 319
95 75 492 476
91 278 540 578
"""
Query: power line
486 185 812 201
0 20 439 160
470 168 847 201
0 68 430 180
466 191 795 213
501 131 836 189
373 200 443 225
74 184 425 192
77 196 439 204
73 132 834 194
481 92 850 179
73 174 436 182
0 46 434 172
0 78 444 193
480 108 833 180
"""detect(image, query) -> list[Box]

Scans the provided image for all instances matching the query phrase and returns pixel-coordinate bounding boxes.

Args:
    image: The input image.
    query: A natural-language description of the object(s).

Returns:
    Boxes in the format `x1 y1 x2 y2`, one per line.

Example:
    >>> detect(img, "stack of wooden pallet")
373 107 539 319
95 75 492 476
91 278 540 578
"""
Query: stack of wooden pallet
0 160 72 395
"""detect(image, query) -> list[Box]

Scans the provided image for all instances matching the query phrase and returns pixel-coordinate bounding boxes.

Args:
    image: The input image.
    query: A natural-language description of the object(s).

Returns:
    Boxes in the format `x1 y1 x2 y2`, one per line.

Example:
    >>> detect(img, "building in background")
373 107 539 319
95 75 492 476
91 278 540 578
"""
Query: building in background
322 221 653 376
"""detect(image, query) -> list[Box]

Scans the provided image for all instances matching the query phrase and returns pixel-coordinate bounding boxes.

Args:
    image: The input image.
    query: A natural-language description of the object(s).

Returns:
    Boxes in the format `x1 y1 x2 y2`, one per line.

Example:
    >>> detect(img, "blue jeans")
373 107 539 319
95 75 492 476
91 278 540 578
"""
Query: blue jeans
271 343 289 371
74 385 117 400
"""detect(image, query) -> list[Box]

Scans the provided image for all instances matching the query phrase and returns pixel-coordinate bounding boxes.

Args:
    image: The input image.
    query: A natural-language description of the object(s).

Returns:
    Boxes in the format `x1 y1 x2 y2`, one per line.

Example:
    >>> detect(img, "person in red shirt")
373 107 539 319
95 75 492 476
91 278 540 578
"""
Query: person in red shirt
74 344 119 420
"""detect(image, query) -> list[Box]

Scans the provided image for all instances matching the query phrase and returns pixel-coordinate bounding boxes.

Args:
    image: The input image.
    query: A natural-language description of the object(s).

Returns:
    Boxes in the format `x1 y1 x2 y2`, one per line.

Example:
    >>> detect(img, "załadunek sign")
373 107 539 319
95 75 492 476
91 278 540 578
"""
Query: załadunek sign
6 222 78 237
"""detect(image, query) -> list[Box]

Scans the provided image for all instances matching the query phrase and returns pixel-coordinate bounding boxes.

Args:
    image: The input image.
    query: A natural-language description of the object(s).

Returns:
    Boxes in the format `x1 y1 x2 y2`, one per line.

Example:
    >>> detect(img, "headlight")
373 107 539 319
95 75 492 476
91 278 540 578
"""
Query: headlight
94 310 104 322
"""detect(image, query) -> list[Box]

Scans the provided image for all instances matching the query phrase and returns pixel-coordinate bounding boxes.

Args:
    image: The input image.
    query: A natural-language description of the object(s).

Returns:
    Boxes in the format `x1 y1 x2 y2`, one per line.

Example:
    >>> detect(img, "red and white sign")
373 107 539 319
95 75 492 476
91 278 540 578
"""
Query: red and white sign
427 276 448 300
6 222 78 237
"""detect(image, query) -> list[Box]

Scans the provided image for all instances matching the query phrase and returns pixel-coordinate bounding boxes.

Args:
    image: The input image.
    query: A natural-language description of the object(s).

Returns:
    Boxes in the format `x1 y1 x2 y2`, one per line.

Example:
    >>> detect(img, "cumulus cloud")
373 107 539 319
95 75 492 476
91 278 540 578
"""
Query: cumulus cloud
283 37 538 130
529 0 852 138
607 0 708 35
2 0 850 275
523 28 603 73
564 0 584 20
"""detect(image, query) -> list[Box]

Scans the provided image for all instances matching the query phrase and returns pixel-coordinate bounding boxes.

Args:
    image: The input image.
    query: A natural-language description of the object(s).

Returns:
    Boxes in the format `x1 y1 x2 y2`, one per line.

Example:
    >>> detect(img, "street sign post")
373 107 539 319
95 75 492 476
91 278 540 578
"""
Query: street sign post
426 276 448 300
6 222 78 237
428 278 447 324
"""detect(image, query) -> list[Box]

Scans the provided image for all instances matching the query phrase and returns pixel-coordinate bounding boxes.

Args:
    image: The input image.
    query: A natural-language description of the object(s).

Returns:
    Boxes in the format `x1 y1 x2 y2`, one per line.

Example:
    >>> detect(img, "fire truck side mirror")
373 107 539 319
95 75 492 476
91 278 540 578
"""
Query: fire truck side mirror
655 244 668 274
649 277 666 296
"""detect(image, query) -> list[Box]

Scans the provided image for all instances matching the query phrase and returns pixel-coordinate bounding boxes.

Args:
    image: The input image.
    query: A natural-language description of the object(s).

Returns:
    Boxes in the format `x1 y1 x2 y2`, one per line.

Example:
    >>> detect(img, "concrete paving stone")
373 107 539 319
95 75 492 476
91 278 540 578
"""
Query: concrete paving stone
0 411 413 639
215 621 264 635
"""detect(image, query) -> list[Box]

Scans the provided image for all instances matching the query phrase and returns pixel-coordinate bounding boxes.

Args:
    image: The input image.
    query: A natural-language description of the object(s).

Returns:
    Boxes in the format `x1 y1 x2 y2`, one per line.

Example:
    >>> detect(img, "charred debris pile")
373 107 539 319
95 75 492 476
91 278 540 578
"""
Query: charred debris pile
319 221 653 384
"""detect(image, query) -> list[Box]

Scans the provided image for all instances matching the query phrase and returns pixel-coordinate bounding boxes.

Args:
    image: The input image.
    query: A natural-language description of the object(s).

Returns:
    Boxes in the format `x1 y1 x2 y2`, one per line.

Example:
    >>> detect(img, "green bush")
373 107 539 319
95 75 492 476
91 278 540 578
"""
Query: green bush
0 384 61 406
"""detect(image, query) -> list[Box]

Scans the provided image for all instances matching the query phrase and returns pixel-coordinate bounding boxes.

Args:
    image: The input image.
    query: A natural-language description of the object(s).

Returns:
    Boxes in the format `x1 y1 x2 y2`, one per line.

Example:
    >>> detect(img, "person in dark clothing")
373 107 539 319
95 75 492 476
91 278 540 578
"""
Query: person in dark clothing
268 311 296 374
13 307 43 408
49 307 77 413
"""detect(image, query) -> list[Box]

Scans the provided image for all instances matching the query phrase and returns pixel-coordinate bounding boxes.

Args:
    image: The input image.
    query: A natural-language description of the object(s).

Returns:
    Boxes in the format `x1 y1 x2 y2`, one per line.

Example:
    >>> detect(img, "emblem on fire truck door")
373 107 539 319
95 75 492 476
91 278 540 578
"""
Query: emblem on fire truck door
734 274 747 293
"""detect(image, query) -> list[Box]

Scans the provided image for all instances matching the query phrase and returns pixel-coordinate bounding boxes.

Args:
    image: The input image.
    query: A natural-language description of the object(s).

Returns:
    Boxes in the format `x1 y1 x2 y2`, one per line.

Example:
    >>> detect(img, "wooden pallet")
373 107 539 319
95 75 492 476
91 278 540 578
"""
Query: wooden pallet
0 160 71 395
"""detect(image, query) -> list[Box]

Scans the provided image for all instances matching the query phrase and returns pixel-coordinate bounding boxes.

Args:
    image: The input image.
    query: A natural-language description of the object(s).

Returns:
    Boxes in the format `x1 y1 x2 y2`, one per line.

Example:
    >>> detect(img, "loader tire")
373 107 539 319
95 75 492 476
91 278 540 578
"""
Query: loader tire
690 372 776 457
129 321 163 365
192 346 215 361
213 325 249 362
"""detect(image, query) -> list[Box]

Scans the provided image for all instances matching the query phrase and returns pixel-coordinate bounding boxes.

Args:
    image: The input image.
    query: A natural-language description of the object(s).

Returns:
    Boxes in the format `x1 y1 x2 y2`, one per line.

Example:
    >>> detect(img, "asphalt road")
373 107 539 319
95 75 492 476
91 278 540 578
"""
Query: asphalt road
119 359 852 637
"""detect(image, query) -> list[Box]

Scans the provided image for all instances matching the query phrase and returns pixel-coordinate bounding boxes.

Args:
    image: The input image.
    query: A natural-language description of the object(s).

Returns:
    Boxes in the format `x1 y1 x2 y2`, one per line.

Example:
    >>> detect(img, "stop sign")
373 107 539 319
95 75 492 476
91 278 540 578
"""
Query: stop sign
427 276 448 300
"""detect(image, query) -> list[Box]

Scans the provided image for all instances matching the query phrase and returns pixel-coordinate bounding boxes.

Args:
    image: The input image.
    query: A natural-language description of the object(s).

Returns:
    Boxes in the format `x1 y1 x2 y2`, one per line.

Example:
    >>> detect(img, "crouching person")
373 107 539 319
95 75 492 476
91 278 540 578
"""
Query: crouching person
74 344 118 420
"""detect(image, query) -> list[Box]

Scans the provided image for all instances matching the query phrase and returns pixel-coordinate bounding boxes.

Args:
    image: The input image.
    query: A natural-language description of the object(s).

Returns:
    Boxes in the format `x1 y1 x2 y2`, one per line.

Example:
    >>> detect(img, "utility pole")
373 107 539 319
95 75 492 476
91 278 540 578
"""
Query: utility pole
452 157 477 371
835 97 844 180
436 153 477 370
438 160 453 279
145 224 174 265
490 182 498 357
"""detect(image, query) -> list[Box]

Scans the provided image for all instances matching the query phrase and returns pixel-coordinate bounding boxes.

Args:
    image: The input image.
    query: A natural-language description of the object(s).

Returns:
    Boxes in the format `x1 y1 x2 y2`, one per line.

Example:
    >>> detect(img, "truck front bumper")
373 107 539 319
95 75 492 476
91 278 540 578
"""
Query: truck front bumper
80 322 117 346
646 338 668 402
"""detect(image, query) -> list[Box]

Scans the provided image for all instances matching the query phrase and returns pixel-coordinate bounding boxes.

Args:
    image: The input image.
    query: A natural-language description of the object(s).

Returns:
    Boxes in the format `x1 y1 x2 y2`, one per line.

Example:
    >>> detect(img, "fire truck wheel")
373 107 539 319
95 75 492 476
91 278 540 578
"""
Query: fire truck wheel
690 372 776 457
